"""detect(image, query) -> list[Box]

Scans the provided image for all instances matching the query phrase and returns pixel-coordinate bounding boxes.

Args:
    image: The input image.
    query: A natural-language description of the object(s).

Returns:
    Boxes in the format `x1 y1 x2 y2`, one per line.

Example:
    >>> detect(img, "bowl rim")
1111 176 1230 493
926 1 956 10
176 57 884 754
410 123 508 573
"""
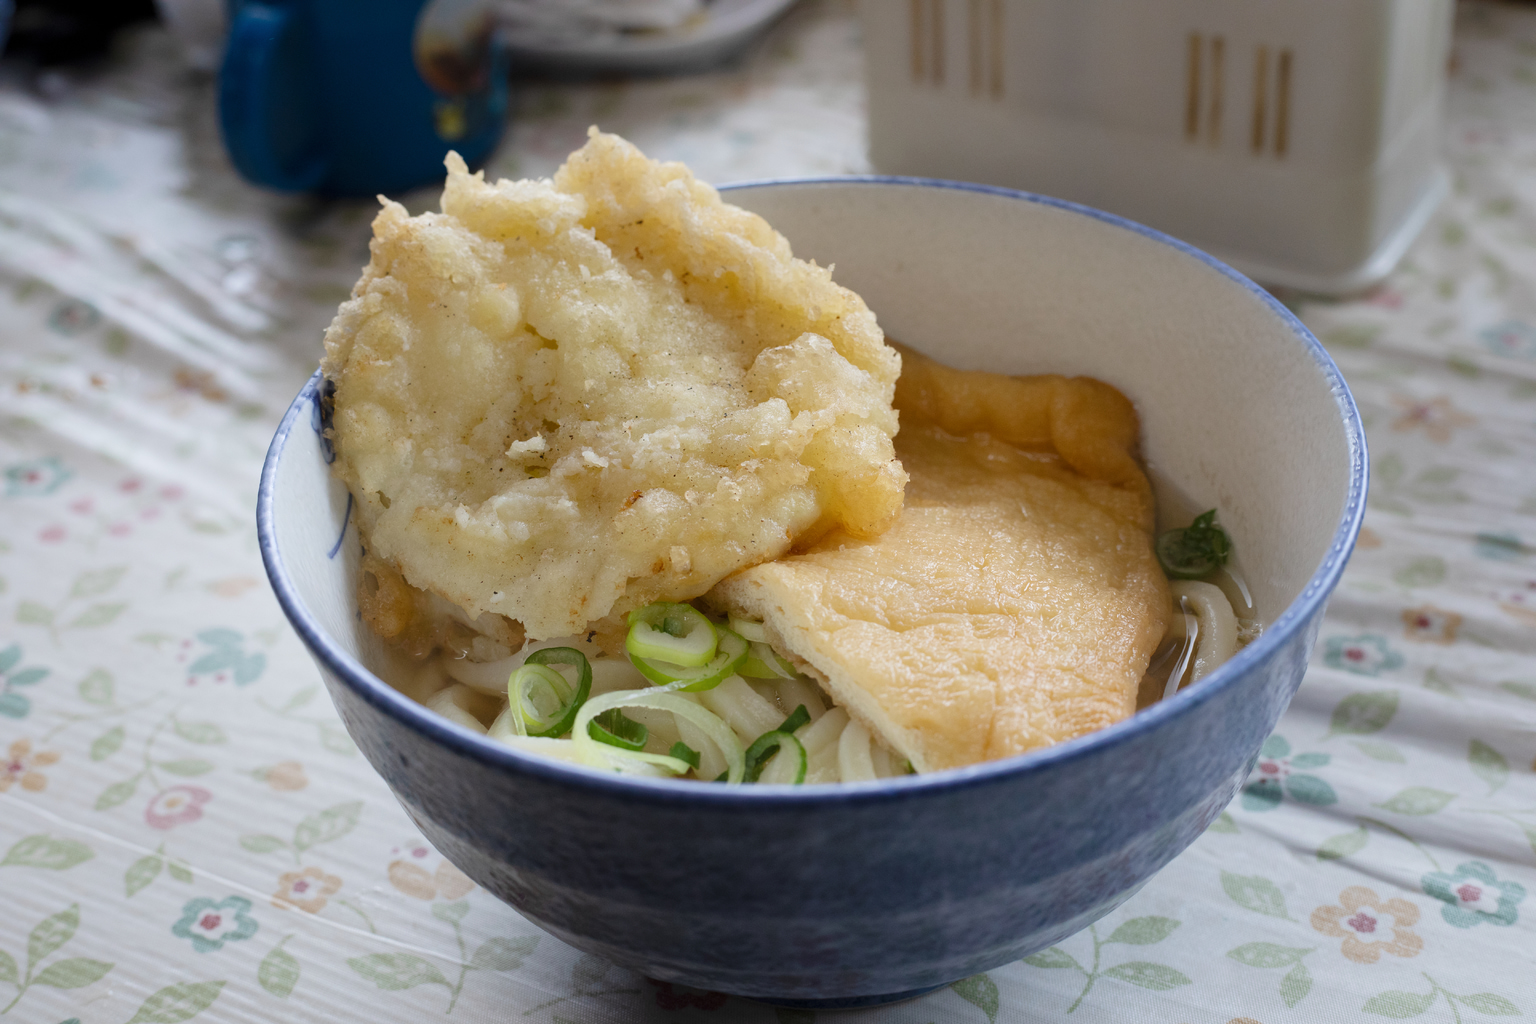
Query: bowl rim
257 174 1368 807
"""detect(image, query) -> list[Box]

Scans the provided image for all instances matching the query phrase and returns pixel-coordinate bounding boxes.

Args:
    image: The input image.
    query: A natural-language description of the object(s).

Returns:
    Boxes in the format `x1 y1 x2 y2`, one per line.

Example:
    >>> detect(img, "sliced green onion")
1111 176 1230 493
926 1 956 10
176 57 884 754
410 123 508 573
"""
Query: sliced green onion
507 647 591 738
728 614 769 644
738 640 797 679
1156 509 1232 580
669 741 701 770
777 704 811 735
508 664 572 736
572 687 746 782
588 708 648 751
627 602 718 667
630 627 749 692
744 730 807 784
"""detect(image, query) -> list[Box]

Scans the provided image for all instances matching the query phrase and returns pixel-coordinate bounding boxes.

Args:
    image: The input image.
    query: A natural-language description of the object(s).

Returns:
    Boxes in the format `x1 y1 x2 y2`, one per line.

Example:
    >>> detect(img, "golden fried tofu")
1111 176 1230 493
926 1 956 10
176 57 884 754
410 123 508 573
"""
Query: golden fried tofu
708 348 1168 772
323 130 905 639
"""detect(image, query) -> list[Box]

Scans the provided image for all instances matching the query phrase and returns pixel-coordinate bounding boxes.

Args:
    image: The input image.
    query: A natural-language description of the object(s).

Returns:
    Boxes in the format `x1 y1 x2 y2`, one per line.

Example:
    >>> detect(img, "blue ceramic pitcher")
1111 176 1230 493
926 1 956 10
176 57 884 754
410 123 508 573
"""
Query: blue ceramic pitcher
219 0 508 196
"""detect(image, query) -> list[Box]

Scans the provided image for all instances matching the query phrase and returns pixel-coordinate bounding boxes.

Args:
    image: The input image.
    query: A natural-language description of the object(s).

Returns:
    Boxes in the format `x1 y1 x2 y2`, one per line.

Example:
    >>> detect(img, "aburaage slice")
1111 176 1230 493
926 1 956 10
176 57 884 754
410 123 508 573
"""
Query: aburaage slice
708 347 1169 772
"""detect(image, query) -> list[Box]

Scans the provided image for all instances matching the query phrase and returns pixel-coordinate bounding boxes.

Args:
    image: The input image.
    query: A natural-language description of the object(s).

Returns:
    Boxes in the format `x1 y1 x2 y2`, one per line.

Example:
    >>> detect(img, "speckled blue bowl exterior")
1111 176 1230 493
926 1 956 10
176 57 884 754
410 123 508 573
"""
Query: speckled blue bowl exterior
259 178 1366 1006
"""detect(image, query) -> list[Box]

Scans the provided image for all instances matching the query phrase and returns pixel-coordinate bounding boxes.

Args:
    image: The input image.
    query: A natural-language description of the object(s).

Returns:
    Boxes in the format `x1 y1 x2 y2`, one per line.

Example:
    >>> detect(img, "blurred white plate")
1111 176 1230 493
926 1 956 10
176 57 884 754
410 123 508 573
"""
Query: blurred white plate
502 0 799 77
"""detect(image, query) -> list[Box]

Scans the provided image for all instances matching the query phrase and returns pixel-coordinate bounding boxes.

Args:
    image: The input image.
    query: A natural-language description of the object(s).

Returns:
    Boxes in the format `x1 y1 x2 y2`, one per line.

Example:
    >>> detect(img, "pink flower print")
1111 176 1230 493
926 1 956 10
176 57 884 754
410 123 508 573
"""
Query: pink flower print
107 522 131 537
1401 605 1461 645
160 484 184 501
1497 581 1536 626
1390 395 1475 443
145 785 212 829
38 525 65 543
69 497 93 514
1311 886 1423 963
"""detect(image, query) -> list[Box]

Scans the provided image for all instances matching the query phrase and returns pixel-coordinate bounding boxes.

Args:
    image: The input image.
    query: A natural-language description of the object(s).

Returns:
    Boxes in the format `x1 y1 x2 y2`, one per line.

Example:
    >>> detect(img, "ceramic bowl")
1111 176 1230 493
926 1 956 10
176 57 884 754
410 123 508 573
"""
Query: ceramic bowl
257 178 1366 1008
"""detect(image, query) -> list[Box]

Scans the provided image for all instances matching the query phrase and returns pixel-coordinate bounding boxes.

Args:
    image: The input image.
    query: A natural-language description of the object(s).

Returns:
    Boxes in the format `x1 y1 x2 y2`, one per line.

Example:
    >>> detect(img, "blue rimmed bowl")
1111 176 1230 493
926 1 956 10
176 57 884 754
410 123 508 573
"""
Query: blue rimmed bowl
257 178 1366 1008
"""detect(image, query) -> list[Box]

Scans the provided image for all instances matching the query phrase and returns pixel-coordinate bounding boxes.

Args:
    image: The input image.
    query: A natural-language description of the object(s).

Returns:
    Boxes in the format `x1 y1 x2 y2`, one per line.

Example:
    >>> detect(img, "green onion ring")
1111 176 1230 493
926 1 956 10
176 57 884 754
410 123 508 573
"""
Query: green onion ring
572 687 746 783
507 647 592 738
738 640 797 679
630 628 749 692
627 602 718 667
588 707 648 751
743 730 807 784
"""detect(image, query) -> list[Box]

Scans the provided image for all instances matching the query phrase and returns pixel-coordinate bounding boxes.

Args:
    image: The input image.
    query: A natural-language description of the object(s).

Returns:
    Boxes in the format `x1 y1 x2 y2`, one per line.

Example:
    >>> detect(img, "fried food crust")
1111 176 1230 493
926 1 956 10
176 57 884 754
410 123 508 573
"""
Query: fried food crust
323 130 905 639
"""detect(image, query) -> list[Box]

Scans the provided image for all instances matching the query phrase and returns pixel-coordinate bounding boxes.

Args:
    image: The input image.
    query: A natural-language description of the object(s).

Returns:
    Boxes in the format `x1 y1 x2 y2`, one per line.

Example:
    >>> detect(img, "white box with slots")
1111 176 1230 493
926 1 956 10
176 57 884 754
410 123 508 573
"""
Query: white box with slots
864 0 1454 294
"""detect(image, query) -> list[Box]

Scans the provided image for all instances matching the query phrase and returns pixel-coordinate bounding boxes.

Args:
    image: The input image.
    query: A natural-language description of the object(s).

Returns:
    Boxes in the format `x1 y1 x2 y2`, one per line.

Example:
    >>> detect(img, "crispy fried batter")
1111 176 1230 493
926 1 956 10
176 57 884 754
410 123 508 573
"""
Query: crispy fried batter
324 130 905 639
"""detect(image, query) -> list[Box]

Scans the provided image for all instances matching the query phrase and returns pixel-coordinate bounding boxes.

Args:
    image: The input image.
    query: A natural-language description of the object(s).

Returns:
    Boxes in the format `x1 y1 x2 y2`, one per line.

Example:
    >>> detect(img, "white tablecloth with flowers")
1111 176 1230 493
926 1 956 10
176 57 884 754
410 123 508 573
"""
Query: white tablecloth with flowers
2 3 1535 1022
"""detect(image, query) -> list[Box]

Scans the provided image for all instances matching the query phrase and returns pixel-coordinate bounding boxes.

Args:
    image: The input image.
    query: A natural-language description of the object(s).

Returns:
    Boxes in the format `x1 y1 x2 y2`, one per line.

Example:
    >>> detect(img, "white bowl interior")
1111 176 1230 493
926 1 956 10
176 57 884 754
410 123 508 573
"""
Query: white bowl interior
726 181 1352 625
271 181 1355 722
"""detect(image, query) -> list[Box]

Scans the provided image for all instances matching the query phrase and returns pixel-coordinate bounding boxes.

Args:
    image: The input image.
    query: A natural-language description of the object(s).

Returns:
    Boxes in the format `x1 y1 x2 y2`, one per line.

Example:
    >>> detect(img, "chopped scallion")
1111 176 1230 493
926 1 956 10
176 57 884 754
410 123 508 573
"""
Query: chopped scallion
777 704 811 735
627 602 718 667
1156 509 1232 580
629 627 749 692
588 708 648 751
744 729 808 784
669 741 701 770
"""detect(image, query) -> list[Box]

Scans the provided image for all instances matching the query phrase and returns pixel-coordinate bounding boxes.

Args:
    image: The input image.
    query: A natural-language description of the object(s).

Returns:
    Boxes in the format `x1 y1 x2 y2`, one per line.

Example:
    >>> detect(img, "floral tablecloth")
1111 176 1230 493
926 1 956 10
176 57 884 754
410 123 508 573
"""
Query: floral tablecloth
2 2 1535 1022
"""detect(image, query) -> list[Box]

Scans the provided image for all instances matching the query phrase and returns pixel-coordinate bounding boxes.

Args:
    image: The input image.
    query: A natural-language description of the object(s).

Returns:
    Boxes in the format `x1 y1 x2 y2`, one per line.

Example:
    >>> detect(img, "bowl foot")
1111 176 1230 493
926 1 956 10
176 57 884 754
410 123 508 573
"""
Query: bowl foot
749 983 947 1010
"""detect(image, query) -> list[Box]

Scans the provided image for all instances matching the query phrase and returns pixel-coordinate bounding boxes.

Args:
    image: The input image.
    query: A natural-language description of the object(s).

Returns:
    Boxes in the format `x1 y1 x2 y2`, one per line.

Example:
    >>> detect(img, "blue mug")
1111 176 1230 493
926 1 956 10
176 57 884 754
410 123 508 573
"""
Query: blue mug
219 0 508 196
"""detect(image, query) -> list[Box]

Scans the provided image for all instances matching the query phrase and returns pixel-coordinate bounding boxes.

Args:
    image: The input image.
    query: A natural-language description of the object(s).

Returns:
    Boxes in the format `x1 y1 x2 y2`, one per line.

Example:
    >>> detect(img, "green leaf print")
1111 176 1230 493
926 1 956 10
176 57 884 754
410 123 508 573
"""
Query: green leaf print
1101 962 1190 991
1498 681 1536 701
125 855 162 897
1468 739 1508 794
166 859 193 883
1318 826 1369 861
1280 962 1312 1008
346 953 450 991
1105 917 1179 945
1022 947 1081 970
77 669 113 705
28 905 79 968
66 603 125 629
1364 989 1436 1017
0 646 17 675
258 938 299 999
1458 993 1520 1015
432 901 470 925
91 727 124 761
1226 943 1310 968
0 950 16 986
16 602 53 625
171 720 226 745
238 835 288 854
1220 872 1291 919
1374 788 1456 815
1354 740 1407 763
1393 557 1446 588
31 958 113 989
293 802 363 852
71 567 126 599
155 759 214 777
1207 812 1239 833
470 937 537 972
125 980 226 1023
95 775 141 811
2 835 93 870
951 973 999 1023
1327 691 1399 737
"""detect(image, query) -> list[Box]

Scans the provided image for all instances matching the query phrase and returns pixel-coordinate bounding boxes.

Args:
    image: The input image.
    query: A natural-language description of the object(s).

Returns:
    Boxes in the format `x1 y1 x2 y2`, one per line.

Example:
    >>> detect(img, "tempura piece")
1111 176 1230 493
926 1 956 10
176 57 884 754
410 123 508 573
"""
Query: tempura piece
708 348 1168 772
323 130 905 639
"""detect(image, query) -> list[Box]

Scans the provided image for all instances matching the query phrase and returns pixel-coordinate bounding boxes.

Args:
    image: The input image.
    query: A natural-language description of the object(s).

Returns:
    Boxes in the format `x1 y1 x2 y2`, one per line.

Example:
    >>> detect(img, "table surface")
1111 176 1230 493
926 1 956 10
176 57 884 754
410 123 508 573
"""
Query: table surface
2 2 1535 1022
